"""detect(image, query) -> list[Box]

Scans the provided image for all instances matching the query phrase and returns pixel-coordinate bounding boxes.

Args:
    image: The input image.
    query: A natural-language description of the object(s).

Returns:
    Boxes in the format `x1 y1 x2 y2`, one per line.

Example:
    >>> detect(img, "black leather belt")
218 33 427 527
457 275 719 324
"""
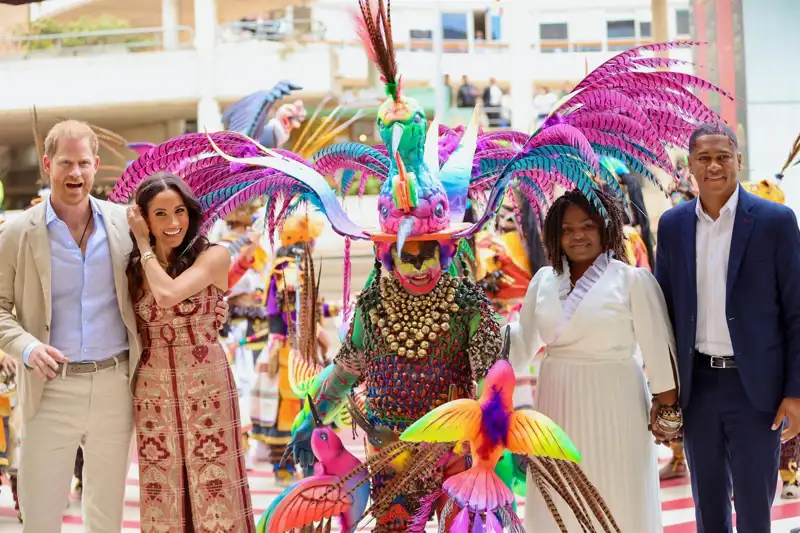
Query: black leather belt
696 350 737 369
57 351 129 375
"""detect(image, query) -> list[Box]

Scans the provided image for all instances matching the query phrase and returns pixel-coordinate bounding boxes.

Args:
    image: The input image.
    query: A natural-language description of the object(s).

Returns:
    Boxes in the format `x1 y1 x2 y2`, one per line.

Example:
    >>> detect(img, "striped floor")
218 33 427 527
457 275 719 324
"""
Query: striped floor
1 433 799 532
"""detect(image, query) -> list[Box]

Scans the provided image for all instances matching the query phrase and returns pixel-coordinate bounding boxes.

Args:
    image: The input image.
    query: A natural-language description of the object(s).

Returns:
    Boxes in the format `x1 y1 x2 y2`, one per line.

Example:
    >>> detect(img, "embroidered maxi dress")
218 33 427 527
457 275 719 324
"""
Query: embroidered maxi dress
134 285 255 533
506 255 676 533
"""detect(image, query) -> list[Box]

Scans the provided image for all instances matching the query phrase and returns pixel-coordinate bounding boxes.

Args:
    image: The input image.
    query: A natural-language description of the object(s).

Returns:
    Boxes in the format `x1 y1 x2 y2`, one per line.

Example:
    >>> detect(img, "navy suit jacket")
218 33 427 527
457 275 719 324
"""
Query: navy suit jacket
655 185 800 413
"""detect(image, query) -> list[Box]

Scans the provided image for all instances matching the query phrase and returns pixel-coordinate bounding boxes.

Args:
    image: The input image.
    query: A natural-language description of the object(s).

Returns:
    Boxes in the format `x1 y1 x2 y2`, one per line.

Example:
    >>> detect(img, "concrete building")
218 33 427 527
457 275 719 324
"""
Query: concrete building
0 0 694 206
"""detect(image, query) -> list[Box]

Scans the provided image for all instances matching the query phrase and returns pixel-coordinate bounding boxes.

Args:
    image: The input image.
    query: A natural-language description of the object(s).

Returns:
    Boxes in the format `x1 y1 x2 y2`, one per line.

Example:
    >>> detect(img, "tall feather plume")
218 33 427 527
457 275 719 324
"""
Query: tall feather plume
779 133 800 177
354 0 400 100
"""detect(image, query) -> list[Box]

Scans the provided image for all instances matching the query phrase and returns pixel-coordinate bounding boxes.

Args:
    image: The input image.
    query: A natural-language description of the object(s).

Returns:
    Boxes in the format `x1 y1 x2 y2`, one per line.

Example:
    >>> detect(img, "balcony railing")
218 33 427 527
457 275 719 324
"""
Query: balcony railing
219 18 326 42
0 26 195 59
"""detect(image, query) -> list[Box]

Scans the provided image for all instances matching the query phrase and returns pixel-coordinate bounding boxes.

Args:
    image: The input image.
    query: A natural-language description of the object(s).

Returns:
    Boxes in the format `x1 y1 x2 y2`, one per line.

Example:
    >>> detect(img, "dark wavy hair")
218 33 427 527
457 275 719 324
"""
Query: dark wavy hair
126 173 209 300
542 188 628 275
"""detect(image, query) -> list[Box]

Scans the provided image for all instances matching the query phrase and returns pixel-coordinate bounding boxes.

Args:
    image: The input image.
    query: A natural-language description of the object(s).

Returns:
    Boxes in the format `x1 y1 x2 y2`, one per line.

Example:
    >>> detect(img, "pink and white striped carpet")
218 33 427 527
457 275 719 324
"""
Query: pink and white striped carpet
1 431 798 532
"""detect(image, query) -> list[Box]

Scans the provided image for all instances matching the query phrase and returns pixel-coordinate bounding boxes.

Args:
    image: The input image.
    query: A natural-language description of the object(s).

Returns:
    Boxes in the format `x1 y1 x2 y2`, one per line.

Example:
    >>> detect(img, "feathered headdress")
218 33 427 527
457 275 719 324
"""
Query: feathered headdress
354 0 401 101
109 40 733 330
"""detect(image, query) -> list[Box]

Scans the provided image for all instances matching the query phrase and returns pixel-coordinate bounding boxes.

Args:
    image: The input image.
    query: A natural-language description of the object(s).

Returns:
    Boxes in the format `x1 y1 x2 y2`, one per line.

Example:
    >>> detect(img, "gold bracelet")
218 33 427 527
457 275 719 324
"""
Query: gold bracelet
140 251 156 266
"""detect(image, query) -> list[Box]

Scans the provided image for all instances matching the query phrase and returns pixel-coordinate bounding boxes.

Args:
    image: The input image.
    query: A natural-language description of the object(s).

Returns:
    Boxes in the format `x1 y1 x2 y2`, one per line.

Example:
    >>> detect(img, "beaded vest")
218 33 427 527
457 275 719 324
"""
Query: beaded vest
352 273 496 432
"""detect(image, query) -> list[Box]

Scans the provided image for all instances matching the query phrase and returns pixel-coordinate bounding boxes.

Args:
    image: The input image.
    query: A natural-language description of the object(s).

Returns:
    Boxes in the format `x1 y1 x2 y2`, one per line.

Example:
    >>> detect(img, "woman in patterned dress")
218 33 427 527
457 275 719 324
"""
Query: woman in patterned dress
125 173 255 532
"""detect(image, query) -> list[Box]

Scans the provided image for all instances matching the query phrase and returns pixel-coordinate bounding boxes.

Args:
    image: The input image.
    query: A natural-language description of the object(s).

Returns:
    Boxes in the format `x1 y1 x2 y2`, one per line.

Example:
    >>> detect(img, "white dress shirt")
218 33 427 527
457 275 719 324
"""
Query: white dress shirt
695 186 739 356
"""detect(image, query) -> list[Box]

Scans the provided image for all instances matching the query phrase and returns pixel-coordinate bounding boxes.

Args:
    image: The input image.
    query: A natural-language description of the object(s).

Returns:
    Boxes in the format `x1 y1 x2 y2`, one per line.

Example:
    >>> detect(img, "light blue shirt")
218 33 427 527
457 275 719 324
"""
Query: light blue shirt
23 197 129 364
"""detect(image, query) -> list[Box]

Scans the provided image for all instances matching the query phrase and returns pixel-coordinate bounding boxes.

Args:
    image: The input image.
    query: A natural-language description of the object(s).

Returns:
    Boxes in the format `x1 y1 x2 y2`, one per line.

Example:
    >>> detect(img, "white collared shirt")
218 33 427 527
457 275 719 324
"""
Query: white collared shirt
695 187 739 356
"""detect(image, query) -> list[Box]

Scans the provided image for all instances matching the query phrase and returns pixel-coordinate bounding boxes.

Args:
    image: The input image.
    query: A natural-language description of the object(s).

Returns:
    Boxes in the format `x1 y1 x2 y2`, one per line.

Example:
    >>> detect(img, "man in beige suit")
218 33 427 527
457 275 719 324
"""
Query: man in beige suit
0 120 226 532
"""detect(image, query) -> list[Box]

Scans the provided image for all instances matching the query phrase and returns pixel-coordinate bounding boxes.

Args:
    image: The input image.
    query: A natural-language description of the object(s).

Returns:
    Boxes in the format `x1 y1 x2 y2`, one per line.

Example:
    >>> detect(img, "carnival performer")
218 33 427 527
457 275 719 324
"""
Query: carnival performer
214 203 265 470
222 80 306 151
598 156 651 269
474 189 545 409
250 212 341 484
123 173 255 532
215 0 613 526
0 348 21 523
656 154 697 481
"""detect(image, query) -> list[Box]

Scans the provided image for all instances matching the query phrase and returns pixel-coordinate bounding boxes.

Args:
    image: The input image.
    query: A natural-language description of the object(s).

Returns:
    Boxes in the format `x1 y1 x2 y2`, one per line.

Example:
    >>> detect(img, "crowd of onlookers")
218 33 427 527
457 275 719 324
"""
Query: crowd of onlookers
444 74 574 128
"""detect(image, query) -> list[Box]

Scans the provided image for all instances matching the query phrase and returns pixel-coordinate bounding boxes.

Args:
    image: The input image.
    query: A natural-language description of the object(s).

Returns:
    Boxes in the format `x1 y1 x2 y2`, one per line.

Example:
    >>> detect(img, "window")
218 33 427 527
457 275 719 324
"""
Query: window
675 9 691 35
639 21 652 38
539 22 568 53
409 29 432 51
539 22 567 41
441 12 468 52
441 12 468 40
607 20 636 39
410 29 432 39
607 19 636 51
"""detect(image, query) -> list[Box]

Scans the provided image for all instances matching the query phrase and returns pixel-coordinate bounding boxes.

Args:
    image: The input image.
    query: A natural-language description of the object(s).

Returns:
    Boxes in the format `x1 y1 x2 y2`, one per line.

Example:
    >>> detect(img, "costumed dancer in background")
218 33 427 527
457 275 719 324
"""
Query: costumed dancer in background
0 347 21 523
474 188 547 410
0 218 19 522
250 213 341 484
658 154 697 481
213 201 264 470
742 134 799 499
599 156 651 270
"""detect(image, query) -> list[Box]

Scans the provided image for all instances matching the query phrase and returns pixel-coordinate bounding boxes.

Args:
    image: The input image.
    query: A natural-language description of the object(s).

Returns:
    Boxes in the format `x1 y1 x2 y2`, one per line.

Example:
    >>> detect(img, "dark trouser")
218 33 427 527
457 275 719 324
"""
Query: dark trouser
683 361 781 533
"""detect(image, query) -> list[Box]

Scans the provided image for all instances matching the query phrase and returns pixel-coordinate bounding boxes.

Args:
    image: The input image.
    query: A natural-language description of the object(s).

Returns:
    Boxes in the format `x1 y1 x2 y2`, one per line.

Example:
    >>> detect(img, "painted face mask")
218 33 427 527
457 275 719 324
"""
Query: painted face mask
390 241 443 295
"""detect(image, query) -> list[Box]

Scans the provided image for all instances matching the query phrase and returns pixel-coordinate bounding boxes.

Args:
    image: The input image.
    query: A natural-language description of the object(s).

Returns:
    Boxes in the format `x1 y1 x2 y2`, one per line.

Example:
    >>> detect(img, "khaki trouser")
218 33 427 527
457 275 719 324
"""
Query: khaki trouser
19 362 134 533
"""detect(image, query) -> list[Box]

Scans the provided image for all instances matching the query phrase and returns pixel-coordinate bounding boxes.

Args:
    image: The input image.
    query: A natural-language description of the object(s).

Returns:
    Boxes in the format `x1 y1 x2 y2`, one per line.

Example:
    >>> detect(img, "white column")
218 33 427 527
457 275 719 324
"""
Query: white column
162 0 180 51
194 0 222 132
432 3 447 123
505 0 535 132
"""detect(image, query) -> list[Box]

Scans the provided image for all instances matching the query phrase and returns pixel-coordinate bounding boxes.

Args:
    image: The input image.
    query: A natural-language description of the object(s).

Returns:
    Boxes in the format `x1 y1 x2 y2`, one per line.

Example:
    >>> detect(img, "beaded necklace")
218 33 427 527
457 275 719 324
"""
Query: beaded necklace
369 274 461 359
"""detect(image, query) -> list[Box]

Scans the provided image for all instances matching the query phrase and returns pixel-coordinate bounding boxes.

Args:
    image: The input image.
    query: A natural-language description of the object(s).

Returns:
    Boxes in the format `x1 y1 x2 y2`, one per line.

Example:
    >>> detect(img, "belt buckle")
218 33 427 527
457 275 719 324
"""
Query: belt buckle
710 356 730 369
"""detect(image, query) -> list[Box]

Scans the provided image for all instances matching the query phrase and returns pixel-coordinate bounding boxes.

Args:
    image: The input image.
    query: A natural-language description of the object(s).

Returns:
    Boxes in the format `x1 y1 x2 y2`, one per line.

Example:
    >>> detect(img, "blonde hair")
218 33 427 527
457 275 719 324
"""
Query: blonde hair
44 120 99 159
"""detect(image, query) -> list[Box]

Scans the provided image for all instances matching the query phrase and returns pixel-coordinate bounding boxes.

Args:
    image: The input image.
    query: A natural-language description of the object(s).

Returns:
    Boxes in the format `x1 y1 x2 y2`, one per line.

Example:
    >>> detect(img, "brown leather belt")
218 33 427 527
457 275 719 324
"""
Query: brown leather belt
58 351 129 375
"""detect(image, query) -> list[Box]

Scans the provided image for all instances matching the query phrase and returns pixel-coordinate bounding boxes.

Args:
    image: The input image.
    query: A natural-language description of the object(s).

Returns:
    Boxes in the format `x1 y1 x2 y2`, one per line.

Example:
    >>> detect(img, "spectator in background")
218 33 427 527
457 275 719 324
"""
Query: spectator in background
443 74 453 109
619 170 655 267
533 86 558 125
483 77 504 127
457 75 478 108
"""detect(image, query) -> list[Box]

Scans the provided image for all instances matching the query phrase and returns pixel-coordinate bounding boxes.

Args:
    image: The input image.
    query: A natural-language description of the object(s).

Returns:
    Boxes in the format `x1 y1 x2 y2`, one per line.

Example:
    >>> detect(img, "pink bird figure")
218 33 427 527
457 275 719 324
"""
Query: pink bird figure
400 358 581 530
261 397 369 533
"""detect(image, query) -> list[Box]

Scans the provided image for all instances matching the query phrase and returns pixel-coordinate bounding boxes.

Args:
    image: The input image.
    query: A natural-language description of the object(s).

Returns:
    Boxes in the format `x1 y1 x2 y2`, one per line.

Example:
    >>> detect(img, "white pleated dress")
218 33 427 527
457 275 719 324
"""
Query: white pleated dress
505 255 676 533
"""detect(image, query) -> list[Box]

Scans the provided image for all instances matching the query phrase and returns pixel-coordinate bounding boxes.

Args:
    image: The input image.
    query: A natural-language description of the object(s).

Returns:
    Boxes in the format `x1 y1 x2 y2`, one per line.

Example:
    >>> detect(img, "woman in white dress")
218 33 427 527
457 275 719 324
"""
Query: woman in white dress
507 188 681 533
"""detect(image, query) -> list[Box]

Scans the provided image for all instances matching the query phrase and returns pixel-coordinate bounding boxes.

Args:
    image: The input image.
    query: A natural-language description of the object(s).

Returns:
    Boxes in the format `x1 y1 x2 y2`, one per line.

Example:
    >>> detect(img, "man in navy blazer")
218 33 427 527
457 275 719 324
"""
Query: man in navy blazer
655 124 800 532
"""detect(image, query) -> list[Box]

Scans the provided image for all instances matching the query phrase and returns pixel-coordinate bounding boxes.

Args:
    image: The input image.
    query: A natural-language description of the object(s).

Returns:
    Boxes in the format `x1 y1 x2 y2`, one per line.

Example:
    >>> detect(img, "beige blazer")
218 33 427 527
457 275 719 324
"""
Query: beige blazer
0 199 141 421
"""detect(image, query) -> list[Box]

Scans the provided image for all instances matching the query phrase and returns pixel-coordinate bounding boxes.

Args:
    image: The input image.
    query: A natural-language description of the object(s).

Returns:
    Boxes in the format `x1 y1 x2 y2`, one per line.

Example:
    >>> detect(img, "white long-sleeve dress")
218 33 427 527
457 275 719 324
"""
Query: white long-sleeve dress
506 254 676 533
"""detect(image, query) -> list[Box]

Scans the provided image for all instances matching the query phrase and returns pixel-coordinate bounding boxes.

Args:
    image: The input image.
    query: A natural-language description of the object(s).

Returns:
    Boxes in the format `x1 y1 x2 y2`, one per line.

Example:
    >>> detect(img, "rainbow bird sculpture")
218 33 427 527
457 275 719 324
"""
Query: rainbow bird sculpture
258 397 369 533
399 358 580 531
